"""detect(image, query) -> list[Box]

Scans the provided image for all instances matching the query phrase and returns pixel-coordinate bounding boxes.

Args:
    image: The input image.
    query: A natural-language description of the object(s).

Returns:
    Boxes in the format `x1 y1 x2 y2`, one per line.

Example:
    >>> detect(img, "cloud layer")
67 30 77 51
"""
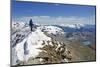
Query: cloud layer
12 15 95 25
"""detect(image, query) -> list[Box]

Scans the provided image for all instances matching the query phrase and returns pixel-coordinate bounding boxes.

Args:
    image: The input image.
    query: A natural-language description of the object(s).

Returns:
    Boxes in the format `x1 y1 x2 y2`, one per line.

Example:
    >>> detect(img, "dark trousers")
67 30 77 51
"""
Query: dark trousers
30 26 33 31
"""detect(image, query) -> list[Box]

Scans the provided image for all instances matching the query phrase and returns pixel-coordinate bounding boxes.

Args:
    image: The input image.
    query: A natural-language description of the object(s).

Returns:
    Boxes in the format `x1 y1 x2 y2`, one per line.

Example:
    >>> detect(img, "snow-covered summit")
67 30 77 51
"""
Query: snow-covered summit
38 26 65 36
13 25 67 65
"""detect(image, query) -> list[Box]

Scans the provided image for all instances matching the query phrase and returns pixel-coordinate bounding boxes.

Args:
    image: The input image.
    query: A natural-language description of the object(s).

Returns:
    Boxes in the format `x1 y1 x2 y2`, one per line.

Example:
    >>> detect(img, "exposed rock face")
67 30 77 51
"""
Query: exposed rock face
14 28 72 65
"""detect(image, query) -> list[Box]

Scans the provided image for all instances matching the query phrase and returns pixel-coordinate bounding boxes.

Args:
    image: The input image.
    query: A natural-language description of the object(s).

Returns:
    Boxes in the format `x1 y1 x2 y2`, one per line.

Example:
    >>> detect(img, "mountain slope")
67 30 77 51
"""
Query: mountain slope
11 22 96 66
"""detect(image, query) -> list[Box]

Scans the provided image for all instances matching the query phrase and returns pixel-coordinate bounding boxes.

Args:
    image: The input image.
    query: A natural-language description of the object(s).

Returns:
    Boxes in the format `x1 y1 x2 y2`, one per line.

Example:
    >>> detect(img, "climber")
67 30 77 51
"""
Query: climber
29 19 33 31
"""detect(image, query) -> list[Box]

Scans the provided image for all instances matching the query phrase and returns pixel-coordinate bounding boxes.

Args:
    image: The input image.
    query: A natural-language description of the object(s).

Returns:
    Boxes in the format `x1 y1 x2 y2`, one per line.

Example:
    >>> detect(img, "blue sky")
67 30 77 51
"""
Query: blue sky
12 1 96 25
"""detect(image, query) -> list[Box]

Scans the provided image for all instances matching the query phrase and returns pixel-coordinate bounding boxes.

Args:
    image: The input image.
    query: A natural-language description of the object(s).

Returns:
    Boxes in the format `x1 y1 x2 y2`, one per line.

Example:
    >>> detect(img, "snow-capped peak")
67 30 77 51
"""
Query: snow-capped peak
75 23 85 29
38 26 65 36
60 23 85 29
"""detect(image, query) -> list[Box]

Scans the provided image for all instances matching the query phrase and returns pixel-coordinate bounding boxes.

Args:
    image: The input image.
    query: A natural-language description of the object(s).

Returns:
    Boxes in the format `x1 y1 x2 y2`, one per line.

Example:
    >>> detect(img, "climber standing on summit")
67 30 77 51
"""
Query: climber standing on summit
29 19 33 31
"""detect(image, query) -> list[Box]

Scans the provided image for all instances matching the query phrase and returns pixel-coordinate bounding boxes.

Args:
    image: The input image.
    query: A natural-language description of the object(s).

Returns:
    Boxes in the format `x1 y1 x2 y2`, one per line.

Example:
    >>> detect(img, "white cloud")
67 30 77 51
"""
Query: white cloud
12 15 95 25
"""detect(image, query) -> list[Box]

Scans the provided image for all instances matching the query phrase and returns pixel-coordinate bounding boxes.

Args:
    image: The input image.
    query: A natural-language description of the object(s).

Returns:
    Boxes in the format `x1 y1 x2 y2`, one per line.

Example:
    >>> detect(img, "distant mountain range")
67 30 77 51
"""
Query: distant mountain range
52 24 95 33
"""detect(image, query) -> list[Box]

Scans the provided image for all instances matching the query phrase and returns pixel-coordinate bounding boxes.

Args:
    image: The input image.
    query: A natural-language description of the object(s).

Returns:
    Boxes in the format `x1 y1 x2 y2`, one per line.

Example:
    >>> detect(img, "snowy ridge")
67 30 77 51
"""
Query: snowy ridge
12 24 68 65
15 29 51 62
